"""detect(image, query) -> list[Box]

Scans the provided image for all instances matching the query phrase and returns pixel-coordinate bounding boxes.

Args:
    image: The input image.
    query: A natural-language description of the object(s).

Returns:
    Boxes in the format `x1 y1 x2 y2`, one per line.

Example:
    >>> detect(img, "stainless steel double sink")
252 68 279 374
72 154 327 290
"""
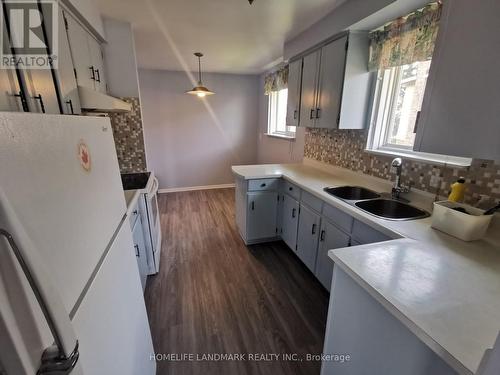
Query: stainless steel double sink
324 186 429 221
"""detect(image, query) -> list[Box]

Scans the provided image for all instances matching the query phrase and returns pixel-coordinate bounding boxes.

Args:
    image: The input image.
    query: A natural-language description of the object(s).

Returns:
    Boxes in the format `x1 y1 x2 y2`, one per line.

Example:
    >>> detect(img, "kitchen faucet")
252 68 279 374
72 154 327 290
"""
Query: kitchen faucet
391 157 411 199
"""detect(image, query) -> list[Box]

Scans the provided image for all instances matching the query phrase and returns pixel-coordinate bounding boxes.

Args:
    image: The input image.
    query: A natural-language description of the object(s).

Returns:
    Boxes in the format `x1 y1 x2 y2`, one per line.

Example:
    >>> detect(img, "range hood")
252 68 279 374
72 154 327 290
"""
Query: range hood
78 85 132 113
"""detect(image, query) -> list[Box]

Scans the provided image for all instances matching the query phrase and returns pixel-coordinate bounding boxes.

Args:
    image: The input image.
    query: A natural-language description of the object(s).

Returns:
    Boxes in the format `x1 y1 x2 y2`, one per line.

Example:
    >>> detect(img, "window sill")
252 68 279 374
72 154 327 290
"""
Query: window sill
265 133 296 141
365 148 472 168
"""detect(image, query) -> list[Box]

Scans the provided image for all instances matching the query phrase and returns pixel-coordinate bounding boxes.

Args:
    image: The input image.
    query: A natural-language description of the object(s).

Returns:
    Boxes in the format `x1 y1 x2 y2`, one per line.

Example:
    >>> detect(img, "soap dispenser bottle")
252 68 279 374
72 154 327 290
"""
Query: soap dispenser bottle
448 177 466 202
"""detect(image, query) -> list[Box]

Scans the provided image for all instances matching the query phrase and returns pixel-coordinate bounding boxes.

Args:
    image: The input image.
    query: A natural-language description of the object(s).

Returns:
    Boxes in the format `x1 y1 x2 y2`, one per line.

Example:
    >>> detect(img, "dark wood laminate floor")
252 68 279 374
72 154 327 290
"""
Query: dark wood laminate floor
144 188 329 375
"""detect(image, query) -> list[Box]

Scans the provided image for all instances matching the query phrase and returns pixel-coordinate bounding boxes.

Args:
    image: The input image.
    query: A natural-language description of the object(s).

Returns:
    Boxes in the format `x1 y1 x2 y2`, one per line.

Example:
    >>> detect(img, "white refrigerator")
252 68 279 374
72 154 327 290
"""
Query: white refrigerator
0 113 156 374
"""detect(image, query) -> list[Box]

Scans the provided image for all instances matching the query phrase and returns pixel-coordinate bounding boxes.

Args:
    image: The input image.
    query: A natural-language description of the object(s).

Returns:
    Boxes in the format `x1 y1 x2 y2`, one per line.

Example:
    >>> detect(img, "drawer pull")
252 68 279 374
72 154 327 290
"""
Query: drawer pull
320 230 326 241
312 223 316 235
292 208 296 218
289 187 293 191
260 183 266 188
133 210 138 215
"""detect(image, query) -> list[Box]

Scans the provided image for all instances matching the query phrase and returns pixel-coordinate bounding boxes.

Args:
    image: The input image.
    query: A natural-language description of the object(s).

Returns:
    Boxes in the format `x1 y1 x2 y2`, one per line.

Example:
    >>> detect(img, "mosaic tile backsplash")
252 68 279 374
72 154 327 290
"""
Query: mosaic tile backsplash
304 128 500 206
108 97 147 173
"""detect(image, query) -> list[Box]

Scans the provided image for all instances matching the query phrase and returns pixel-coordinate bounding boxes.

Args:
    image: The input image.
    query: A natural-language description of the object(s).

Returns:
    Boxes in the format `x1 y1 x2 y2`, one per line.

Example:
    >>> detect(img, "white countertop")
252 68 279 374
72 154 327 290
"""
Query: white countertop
232 160 500 375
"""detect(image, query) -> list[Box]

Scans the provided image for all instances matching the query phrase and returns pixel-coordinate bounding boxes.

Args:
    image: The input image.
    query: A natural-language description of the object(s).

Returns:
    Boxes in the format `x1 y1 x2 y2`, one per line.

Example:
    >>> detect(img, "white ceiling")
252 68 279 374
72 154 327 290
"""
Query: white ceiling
95 0 347 74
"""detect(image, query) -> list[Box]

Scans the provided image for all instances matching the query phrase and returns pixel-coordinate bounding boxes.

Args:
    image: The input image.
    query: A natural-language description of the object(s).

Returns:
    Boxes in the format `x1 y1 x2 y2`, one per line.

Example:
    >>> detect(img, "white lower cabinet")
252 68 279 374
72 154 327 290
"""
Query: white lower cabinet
296 204 321 273
315 220 350 291
132 213 148 292
281 194 300 251
247 191 279 241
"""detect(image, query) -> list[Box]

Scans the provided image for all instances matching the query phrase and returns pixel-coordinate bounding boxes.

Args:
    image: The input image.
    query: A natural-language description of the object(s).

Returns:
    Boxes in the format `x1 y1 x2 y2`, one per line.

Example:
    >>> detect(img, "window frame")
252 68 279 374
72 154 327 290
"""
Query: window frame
267 88 296 139
366 62 472 167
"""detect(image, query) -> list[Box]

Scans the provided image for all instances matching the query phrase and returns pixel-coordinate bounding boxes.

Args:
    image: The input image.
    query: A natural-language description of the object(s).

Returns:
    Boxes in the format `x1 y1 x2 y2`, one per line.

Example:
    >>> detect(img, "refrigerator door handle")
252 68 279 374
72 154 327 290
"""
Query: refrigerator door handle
0 229 80 375
0 190 79 374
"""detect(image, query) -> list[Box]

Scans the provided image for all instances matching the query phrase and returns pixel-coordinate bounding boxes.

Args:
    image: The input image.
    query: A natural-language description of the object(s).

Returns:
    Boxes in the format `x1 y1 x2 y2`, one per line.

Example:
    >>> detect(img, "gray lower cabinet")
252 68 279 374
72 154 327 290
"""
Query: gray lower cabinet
296 204 321 273
247 191 279 241
315 220 350 291
281 194 299 251
132 214 148 292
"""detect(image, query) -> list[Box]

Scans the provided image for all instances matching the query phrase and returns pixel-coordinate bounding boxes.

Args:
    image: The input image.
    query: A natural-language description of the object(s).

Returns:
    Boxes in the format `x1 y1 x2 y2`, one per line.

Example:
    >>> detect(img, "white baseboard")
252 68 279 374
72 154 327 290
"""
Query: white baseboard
158 183 235 194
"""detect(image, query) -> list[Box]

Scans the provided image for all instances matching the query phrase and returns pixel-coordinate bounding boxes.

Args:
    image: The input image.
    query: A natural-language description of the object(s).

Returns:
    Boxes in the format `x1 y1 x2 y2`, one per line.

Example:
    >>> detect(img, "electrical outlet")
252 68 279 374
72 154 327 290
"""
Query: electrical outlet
429 175 441 188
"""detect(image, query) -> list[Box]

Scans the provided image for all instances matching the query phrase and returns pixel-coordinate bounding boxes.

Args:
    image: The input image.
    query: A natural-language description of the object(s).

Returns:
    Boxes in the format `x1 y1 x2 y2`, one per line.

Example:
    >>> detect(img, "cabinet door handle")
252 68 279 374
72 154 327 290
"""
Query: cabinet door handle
14 90 29 112
251 201 255 210
260 183 266 188
293 110 298 119
33 94 45 113
292 208 296 218
132 210 138 215
89 66 96 80
134 244 140 257
311 223 316 235
65 99 74 114
316 108 321 118
320 230 325 241
289 186 293 191
95 69 101 83
310 108 315 119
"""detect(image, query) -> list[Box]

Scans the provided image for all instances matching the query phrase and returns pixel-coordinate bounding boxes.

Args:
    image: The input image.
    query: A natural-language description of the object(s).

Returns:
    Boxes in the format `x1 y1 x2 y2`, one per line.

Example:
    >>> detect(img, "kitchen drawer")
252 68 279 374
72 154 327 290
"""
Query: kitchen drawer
351 220 392 244
248 178 280 191
128 202 140 229
301 190 323 213
322 204 353 234
283 180 301 200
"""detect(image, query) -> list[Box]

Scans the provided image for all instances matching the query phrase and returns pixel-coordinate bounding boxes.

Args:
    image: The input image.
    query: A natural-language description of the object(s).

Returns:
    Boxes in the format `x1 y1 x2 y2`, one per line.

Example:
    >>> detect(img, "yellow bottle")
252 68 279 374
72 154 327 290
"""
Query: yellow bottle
448 178 466 202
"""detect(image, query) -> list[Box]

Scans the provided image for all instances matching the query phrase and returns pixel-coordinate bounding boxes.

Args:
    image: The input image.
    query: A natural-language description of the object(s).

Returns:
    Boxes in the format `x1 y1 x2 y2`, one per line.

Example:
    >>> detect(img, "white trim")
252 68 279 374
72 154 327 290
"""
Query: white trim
364 148 472 168
264 133 296 141
158 183 235 194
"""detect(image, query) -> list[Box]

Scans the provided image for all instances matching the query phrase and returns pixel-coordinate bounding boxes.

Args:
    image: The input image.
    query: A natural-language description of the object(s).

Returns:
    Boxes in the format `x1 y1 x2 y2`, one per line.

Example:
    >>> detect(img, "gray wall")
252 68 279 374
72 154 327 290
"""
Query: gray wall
284 0 395 59
138 69 259 190
103 18 140 98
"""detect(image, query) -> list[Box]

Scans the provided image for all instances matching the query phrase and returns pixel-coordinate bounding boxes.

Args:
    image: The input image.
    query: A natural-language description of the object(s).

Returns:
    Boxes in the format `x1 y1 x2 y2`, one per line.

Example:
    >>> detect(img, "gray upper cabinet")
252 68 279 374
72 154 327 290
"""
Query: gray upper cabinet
316 35 348 129
281 194 299 251
286 59 303 127
296 204 321 273
294 32 372 130
299 50 321 128
414 0 500 160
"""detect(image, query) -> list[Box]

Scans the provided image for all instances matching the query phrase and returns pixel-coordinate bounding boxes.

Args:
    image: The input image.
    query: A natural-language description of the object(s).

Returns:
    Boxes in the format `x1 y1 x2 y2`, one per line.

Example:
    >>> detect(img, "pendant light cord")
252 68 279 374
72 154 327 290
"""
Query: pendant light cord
198 55 202 84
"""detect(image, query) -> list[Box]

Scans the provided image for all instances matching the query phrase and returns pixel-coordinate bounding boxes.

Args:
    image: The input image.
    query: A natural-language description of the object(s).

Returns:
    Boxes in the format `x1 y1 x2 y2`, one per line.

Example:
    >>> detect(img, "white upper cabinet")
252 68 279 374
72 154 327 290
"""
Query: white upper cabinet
286 59 303 127
414 0 500 160
53 8 81 114
294 32 372 130
0 19 25 112
88 36 107 93
65 11 107 94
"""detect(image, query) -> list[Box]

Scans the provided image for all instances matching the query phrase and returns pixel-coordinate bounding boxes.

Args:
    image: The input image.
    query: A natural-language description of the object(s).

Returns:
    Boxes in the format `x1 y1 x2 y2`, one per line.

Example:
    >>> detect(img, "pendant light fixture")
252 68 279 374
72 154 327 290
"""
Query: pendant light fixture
186 52 215 98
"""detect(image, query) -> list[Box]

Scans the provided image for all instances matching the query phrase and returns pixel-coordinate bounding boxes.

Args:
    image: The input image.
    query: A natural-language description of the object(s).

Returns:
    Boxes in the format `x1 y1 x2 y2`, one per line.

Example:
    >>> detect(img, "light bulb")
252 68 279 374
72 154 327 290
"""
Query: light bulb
197 92 206 98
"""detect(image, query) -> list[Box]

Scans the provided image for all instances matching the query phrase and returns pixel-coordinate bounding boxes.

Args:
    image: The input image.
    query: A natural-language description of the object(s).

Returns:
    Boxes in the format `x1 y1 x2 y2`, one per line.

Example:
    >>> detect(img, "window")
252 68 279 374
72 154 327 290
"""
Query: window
368 60 431 152
267 88 295 138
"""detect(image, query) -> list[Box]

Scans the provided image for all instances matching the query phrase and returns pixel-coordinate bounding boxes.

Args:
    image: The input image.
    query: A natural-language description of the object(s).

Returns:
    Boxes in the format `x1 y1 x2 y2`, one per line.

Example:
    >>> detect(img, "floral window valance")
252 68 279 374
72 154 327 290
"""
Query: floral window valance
368 2 442 71
264 66 288 95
